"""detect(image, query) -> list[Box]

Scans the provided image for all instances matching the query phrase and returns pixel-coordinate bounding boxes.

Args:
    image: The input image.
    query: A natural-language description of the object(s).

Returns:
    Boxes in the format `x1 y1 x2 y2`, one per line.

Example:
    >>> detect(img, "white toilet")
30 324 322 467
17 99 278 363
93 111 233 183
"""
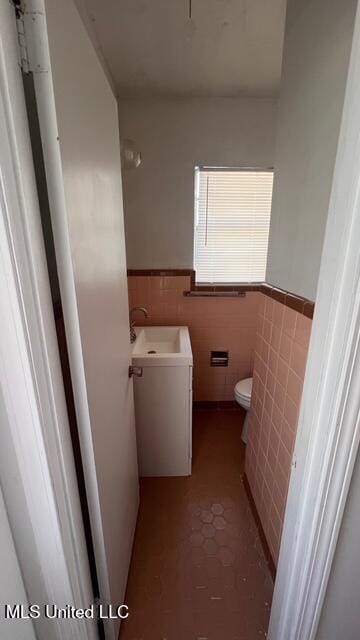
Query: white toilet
234 377 253 444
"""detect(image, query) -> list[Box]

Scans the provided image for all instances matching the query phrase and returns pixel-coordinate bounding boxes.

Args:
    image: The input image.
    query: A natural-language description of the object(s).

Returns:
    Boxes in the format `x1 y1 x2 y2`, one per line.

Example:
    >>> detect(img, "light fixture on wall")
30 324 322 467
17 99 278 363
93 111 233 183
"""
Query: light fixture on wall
121 139 141 169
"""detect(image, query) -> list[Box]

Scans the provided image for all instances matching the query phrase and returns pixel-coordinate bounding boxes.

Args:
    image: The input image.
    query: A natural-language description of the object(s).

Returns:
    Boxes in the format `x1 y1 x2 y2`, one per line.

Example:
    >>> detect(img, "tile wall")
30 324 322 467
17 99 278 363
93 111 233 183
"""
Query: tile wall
245 294 312 565
128 275 259 402
128 274 313 565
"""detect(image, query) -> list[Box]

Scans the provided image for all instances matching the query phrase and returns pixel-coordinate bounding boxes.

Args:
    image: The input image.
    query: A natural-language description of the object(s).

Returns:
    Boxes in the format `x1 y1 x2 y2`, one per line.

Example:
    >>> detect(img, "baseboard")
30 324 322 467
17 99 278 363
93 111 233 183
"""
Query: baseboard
193 400 241 411
243 473 276 581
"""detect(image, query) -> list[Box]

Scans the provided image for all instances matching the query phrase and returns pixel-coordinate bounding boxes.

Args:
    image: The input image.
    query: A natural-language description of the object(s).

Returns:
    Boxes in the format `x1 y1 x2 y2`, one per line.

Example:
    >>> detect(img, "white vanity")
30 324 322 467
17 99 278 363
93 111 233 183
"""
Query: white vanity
131 326 193 477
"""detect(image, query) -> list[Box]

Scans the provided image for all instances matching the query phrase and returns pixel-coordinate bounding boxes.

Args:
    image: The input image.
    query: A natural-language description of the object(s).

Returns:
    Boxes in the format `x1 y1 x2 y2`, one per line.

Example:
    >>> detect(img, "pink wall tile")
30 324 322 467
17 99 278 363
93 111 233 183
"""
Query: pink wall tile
263 318 272 344
276 356 289 389
245 292 312 567
283 307 297 339
268 427 280 460
266 349 277 379
286 368 303 406
283 394 299 426
290 342 308 379
271 403 283 436
266 372 276 397
277 440 292 476
273 382 286 414
272 478 287 521
294 314 312 350
281 418 297 456
264 391 274 419
279 332 292 362
128 275 259 402
267 440 278 472
272 300 284 328
129 276 313 565
271 325 281 352
264 296 274 322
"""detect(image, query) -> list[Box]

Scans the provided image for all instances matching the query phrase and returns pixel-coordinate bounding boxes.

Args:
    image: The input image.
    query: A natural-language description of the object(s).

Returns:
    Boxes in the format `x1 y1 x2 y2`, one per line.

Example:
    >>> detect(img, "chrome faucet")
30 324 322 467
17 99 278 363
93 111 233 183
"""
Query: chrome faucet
130 307 148 343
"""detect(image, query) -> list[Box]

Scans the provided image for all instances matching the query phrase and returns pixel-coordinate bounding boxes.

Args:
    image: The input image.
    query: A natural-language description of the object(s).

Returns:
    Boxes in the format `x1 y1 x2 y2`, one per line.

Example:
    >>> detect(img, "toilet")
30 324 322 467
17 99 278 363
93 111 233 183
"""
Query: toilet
234 377 253 444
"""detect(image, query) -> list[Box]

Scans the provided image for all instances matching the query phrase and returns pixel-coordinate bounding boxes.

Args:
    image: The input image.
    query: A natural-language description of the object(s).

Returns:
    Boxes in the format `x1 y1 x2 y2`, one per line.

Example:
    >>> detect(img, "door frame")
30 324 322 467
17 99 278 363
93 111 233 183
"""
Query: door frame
3 1 360 640
0 2 97 639
269 2 360 639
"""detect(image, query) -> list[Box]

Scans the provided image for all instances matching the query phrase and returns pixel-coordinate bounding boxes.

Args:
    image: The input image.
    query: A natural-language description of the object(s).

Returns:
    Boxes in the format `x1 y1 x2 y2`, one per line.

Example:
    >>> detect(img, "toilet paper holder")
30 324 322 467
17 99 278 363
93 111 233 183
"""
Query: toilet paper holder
210 351 229 367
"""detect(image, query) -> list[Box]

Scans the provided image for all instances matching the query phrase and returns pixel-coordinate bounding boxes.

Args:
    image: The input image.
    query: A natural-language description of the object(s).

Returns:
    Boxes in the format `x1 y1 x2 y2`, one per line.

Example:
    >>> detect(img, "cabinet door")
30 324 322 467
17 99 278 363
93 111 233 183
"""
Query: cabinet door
134 366 192 477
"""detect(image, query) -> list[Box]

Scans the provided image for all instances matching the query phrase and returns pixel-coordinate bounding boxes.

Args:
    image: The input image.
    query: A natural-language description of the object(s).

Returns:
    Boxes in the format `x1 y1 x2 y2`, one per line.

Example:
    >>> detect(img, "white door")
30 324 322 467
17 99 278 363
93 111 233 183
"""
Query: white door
23 1 139 638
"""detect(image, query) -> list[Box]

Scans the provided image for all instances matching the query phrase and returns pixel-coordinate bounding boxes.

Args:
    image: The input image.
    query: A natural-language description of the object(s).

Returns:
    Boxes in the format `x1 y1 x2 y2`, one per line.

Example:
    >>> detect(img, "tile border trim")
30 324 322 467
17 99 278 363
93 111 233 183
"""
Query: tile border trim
127 269 315 318
127 268 194 276
260 283 314 319
189 269 261 293
243 473 277 581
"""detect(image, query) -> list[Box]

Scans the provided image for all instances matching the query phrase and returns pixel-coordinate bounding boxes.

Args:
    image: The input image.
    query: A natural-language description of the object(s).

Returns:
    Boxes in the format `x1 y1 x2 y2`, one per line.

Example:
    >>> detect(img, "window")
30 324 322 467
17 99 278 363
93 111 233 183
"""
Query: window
194 167 274 284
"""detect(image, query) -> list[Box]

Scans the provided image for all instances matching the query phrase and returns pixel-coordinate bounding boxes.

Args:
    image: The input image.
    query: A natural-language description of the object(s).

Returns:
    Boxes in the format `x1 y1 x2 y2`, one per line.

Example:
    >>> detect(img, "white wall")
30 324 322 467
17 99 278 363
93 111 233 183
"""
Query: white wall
118 97 278 269
316 448 360 640
0 486 36 640
73 0 116 95
266 0 357 301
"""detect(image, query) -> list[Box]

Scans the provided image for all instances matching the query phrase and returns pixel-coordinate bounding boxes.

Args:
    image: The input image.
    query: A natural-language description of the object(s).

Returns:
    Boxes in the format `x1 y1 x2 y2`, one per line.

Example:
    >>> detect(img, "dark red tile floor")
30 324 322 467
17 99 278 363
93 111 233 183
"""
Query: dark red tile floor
120 408 273 640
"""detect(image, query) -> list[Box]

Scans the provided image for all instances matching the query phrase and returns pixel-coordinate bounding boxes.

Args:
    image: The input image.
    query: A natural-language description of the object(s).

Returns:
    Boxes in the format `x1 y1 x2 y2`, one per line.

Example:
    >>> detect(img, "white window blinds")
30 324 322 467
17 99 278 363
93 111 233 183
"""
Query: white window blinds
194 168 273 283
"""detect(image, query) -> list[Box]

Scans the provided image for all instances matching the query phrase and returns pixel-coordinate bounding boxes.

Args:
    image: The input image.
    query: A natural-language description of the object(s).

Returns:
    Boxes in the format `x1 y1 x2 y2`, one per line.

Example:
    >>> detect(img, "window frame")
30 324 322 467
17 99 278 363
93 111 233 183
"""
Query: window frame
193 165 274 288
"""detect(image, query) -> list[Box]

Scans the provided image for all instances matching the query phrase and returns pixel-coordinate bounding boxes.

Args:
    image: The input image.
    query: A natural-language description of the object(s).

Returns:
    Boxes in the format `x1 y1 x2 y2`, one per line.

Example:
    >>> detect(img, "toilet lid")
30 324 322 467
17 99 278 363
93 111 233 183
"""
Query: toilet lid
235 377 253 400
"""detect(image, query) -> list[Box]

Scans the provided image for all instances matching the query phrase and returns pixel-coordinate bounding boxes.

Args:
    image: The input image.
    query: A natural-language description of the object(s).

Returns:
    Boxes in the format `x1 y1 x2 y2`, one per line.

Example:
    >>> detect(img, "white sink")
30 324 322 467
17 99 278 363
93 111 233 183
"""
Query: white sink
131 326 193 477
131 326 193 366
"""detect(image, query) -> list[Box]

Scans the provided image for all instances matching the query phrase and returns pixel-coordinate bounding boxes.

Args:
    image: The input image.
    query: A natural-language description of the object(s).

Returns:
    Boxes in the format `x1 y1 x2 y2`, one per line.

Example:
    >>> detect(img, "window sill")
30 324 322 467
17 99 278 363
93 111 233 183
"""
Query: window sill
187 272 263 295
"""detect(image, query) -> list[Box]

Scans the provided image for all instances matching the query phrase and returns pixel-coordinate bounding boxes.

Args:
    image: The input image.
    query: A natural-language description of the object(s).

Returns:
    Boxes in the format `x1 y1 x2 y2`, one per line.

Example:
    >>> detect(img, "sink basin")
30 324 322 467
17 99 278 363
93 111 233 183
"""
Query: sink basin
131 326 193 366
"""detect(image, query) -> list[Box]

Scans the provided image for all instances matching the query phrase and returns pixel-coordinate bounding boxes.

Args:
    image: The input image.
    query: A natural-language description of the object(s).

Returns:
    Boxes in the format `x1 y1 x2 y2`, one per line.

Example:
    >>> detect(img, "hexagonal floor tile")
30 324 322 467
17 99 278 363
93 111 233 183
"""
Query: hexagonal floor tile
120 409 273 640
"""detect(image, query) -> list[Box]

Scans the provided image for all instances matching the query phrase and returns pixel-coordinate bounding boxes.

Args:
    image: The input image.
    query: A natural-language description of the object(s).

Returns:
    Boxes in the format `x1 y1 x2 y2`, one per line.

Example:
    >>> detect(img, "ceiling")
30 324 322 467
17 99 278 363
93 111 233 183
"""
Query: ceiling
82 0 287 98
